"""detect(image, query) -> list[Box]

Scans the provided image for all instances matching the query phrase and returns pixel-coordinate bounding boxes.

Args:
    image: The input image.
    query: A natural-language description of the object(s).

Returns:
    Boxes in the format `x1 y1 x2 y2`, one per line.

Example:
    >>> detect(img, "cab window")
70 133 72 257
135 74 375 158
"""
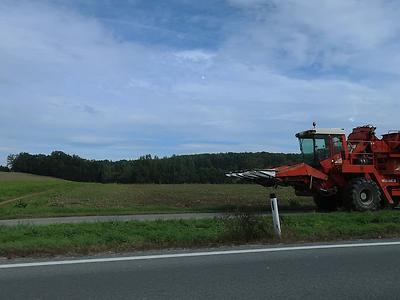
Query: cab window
314 135 329 161
332 135 344 154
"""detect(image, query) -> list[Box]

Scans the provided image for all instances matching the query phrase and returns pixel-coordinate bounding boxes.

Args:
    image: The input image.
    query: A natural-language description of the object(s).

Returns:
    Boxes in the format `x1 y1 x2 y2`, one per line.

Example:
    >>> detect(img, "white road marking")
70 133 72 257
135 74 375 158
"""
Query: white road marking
1 241 400 269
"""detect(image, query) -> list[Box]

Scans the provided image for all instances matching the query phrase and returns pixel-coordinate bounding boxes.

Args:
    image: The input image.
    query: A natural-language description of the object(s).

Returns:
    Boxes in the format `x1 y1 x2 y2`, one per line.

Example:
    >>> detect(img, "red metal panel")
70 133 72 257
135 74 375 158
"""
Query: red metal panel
392 189 400 197
276 163 328 181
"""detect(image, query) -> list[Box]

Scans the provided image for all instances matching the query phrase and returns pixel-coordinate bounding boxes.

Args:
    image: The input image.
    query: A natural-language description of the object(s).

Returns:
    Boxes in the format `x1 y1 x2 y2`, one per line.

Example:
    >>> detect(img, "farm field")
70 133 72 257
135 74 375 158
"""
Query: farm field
0 172 313 219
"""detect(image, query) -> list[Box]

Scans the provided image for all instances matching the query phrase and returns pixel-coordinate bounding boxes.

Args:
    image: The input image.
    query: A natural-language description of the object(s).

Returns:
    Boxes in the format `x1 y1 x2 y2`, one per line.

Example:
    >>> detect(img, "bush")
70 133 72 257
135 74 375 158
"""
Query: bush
222 212 275 242
14 200 27 208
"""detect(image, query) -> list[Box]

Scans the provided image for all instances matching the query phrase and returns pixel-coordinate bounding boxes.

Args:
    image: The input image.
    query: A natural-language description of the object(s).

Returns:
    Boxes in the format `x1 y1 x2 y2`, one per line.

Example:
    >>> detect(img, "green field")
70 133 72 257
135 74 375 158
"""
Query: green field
0 172 313 219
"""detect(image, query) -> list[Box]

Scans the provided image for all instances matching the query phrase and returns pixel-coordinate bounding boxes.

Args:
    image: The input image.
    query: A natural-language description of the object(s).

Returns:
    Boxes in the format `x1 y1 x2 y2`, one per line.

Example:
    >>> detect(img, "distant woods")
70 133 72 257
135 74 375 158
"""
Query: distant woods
0 165 9 172
6 151 302 184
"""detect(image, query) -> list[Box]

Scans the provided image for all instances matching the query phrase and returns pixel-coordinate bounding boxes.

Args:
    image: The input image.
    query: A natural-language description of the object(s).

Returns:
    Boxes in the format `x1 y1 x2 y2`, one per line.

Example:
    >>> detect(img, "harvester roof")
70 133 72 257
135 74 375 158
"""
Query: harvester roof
295 128 345 138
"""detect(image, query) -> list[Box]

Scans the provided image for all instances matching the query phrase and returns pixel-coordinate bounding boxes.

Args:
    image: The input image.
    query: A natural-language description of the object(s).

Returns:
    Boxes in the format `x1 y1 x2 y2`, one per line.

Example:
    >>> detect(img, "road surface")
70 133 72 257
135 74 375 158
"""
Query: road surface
1 241 400 299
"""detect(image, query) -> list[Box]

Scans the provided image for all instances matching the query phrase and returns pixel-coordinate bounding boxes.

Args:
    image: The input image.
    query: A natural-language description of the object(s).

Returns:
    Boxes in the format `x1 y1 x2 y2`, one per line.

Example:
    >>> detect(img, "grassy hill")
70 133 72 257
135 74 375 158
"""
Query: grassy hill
0 172 313 219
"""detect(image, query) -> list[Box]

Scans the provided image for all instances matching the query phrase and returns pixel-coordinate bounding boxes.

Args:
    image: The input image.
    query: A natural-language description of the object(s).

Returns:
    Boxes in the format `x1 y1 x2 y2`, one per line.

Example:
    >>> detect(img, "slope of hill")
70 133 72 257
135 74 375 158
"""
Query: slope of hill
0 172 312 219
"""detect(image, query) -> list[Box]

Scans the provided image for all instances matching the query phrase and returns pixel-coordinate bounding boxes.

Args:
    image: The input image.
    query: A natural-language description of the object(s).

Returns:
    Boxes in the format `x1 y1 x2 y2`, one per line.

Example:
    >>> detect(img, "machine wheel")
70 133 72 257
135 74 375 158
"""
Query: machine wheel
345 178 381 211
313 194 339 212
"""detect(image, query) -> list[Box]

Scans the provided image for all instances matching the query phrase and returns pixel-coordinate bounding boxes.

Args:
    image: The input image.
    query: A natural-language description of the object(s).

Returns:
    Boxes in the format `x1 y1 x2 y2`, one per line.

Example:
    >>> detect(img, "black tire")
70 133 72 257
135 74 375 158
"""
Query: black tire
313 194 339 212
345 178 381 211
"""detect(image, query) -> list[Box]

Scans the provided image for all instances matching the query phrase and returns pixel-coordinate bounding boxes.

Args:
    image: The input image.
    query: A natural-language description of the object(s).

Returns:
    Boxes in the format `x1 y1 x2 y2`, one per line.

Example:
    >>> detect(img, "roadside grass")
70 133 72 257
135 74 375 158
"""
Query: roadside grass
1 210 400 257
0 172 313 219
282 210 400 241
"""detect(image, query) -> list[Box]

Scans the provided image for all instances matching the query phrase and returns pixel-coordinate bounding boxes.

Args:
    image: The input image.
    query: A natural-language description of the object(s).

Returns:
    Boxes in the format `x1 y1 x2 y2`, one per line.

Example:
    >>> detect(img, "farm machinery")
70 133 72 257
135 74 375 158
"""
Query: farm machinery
227 125 400 211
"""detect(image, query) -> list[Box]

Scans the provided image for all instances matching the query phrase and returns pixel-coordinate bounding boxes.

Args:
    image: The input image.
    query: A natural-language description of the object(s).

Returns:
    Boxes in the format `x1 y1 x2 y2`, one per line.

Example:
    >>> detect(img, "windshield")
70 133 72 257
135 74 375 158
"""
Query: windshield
299 135 330 165
299 138 314 165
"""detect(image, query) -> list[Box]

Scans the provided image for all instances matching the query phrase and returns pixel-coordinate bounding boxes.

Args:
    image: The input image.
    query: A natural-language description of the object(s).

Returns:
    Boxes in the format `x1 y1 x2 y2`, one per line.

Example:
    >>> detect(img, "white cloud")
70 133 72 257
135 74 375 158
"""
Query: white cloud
227 0 269 8
174 50 215 62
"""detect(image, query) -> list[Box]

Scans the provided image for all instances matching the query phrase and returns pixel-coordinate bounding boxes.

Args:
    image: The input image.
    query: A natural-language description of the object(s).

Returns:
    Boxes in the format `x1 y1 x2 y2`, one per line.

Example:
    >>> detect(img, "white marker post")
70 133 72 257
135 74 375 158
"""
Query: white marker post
270 193 281 238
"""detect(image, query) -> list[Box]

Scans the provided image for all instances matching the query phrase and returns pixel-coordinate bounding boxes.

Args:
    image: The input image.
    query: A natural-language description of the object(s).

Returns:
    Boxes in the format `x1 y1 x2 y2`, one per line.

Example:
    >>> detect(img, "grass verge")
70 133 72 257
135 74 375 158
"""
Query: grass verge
2 210 400 258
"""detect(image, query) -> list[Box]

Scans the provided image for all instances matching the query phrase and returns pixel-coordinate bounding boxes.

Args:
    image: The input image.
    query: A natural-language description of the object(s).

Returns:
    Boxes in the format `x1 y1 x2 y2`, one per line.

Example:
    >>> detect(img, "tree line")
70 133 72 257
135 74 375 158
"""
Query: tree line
0 166 9 172
6 151 302 184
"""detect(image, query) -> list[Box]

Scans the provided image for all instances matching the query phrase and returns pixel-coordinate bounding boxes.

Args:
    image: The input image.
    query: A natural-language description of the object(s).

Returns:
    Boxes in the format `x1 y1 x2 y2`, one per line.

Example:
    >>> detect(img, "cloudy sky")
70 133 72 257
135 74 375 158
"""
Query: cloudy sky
1 0 400 165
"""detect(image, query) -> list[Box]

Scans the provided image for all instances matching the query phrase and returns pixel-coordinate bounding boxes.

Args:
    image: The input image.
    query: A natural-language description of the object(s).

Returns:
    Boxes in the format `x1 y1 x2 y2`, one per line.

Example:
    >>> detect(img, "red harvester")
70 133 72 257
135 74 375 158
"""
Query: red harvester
227 125 400 211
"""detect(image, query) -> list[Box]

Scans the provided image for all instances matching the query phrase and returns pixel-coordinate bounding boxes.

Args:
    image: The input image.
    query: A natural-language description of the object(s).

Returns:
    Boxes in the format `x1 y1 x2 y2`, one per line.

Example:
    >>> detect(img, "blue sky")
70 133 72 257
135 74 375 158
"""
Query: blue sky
2 0 400 165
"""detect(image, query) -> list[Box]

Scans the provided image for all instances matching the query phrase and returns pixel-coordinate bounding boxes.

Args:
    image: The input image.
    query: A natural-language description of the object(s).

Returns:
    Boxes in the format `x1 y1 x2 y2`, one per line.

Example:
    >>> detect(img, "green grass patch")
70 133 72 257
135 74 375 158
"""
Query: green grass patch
282 210 400 241
2 210 400 257
0 172 69 201
0 172 313 219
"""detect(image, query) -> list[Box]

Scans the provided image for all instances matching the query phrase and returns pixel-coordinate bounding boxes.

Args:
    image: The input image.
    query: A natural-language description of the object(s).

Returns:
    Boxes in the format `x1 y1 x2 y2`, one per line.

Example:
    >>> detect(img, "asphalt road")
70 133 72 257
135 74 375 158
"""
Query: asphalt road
1 241 400 299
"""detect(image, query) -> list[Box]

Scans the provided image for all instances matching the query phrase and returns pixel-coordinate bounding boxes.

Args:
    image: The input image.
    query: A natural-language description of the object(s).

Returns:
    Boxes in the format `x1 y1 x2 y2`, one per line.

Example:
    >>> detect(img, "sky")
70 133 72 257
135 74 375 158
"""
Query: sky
1 0 400 165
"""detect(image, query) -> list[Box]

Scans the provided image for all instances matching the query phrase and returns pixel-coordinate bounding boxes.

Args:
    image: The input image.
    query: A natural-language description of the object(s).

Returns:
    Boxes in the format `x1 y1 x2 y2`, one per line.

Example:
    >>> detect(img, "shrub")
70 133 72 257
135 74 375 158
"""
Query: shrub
222 212 274 242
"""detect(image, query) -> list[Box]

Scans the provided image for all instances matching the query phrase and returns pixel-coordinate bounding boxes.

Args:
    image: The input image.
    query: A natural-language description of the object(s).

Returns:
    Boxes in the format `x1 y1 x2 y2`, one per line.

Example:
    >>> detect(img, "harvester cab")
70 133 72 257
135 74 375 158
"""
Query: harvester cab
295 128 346 167
226 125 400 212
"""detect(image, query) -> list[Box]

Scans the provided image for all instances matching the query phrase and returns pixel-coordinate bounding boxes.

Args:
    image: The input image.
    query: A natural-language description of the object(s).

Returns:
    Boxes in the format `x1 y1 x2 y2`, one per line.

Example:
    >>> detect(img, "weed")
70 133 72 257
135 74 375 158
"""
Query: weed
222 211 274 242
14 200 27 208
